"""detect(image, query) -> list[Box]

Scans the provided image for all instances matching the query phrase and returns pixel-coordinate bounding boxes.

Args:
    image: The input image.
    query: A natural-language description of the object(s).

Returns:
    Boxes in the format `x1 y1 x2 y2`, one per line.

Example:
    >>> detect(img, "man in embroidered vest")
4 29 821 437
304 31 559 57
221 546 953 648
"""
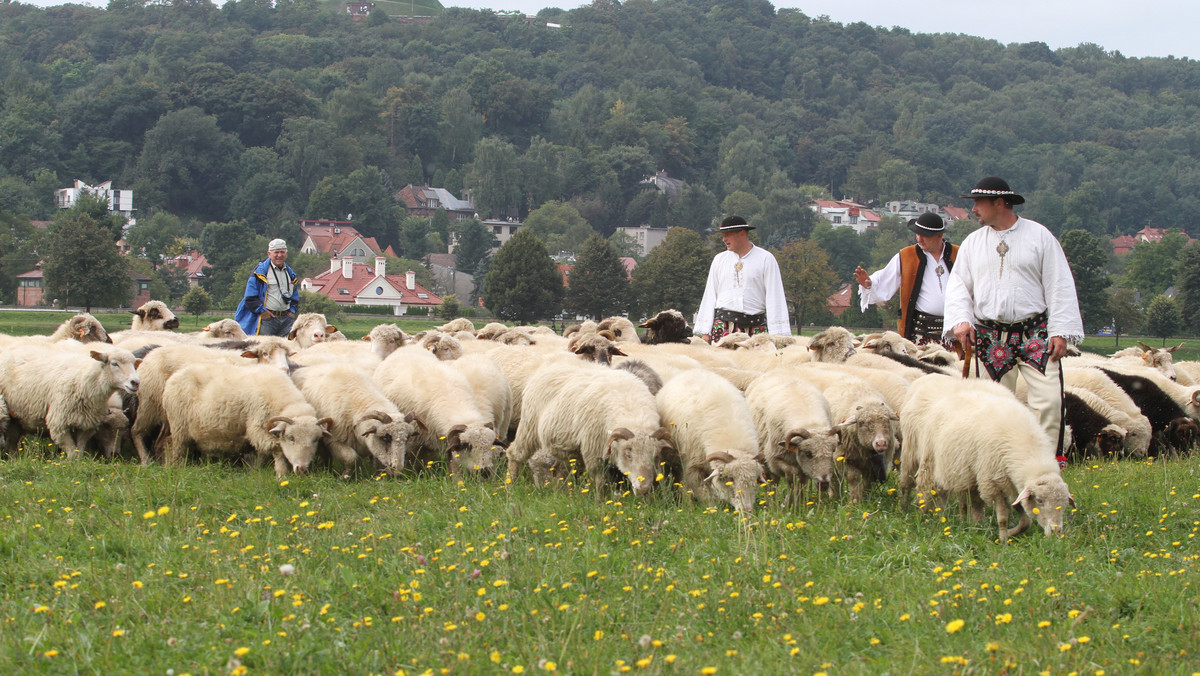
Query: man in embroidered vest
234 238 300 337
944 177 1084 453
695 216 790 343
854 212 958 346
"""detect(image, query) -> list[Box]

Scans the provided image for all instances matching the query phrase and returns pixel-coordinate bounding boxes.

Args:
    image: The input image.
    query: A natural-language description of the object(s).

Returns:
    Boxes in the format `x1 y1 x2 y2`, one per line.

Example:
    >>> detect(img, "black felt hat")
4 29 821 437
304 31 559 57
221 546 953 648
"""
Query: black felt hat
718 215 754 232
906 212 946 237
961 176 1025 205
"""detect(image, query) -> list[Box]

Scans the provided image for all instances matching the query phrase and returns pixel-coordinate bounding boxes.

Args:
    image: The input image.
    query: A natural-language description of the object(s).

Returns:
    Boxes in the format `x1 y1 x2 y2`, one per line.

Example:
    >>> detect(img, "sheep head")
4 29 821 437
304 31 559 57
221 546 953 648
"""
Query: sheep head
639 309 691 345
779 427 838 486
90 349 141 394
703 452 762 513
1013 474 1073 537
808 326 857 363
364 324 406 358
266 416 333 476
356 411 423 475
571 334 626 366
132 301 180 331
604 427 670 497
445 423 500 479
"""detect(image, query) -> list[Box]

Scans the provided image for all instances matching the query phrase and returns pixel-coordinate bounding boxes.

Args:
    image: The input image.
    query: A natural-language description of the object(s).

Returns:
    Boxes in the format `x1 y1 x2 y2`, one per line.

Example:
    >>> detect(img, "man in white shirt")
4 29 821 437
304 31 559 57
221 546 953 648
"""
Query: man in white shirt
944 177 1084 453
695 216 790 342
854 212 958 345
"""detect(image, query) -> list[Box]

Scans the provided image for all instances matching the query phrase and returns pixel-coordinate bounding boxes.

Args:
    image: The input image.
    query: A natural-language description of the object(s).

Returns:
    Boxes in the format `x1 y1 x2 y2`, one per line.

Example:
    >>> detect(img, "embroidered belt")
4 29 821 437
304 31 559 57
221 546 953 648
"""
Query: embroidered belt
973 311 1051 381
711 308 768 340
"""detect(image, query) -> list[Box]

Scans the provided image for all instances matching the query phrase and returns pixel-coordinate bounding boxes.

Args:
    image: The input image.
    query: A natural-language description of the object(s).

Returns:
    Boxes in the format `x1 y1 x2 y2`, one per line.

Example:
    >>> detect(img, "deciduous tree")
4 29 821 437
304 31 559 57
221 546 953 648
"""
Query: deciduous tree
1060 229 1111 332
565 234 631 320
43 211 130 312
776 239 839 331
630 227 710 321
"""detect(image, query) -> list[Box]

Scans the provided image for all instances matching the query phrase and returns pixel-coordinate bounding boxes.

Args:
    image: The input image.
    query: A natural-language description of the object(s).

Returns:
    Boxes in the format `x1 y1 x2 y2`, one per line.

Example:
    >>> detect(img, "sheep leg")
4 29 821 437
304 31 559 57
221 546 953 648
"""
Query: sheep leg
51 429 84 460
995 500 1031 541
967 489 987 523
132 426 156 465
164 433 189 467
327 441 361 479
273 453 291 478
843 464 866 502
586 461 609 502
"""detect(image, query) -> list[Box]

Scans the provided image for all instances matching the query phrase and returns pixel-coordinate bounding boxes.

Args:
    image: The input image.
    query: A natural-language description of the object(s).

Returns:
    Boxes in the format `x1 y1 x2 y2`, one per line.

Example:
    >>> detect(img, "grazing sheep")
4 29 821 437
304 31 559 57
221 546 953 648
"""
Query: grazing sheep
439 317 476 334
1062 390 1126 460
656 370 765 512
807 326 857 363
374 348 501 478
1110 341 1182 381
447 354 514 445
129 339 294 464
1064 385 1151 459
51 313 112 344
362 323 407 359
290 363 423 476
597 316 641 343
506 361 671 498
1095 366 1200 453
569 332 626 366
0 344 141 458
790 367 899 501
422 332 464 361
1165 417 1200 453
164 363 331 477
743 370 839 505
475 322 510 340
856 330 916 356
714 332 752 349
131 300 180 331
199 318 248 341
640 310 692 345
899 375 1073 540
615 359 664 395
288 313 337 348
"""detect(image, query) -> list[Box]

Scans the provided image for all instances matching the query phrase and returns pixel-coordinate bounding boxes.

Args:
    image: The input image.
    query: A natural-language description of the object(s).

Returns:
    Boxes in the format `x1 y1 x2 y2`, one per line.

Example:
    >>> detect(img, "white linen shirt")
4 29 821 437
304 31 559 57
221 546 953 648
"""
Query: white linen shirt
694 245 791 336
942 217 1084 343
858 245 951 314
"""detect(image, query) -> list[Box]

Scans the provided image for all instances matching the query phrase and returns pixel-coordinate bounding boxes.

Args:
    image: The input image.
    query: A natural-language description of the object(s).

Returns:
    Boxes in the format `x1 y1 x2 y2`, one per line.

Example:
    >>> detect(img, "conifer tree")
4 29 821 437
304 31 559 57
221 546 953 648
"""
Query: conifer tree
482 228 562 323
630 227 710 319
565 234 631 320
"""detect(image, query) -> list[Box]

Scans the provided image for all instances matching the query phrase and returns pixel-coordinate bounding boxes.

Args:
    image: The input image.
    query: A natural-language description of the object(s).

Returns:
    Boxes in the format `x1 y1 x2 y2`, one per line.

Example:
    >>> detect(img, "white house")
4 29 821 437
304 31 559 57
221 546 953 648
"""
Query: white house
55 180 135 224
300 256 442 316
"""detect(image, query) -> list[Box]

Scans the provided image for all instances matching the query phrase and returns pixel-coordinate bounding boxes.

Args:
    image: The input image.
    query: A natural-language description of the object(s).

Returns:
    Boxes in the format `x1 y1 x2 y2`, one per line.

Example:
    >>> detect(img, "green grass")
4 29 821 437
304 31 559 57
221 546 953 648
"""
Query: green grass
1 452 1198 674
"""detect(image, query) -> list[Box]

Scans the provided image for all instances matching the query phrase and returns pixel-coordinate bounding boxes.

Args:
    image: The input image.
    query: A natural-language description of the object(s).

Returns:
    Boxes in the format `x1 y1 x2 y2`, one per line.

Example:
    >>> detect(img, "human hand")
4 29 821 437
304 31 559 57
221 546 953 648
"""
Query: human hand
261 309 275 319
1048 336 1067 361
853 266 871 288
952 321 974 348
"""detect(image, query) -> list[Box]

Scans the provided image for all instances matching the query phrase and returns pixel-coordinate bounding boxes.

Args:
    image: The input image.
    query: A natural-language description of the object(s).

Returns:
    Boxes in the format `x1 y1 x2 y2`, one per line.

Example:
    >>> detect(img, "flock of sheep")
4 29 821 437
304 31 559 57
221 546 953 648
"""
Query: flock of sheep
1 301 1197 541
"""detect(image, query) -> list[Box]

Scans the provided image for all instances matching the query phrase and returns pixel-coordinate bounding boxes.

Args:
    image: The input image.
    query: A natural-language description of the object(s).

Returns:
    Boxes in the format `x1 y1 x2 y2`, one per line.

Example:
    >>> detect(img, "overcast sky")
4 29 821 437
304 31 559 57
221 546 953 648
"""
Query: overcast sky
18 0 1199 60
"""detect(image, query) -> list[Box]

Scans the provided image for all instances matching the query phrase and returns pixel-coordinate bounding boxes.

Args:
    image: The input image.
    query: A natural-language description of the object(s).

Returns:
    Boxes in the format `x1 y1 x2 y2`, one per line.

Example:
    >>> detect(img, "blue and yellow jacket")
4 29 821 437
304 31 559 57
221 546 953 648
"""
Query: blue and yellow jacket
234 259 299 335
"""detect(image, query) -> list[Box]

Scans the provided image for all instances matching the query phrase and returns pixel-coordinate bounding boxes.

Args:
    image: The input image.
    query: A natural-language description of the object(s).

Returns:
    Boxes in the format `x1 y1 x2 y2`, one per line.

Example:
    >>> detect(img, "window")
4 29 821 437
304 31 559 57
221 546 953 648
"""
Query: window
417 293 429 299
375 286 384 295
832 216 842 224
339 289 350 295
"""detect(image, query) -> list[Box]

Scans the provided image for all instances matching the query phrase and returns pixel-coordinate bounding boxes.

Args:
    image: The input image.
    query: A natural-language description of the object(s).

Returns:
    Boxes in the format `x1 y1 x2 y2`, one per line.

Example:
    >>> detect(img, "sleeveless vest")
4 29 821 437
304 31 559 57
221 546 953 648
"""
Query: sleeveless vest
897 241 958 339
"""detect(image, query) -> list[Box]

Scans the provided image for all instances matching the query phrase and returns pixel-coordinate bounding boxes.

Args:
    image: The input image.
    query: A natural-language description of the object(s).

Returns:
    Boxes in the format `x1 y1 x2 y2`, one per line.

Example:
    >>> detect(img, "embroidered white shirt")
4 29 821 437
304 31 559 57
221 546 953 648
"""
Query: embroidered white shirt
858 246 950 315
695 245 791 336
942 217 1084 343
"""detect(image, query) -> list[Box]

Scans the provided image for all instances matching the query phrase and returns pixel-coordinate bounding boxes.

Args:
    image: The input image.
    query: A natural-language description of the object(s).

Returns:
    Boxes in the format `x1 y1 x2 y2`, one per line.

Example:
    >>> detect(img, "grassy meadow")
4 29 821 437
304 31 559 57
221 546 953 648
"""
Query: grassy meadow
3 310 1200 673
1 451 1198 675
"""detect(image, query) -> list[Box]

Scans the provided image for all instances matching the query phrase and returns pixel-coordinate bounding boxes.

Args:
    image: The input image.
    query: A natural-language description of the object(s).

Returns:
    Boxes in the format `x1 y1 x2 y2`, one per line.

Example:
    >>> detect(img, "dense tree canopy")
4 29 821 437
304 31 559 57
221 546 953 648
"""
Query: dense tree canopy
42 211 131 311
565 234 631 320
482 228 563 323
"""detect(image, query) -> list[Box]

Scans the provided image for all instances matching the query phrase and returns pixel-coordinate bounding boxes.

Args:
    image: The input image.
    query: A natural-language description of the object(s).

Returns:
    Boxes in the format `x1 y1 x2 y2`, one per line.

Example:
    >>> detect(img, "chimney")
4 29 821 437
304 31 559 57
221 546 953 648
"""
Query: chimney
405 270 415 290
342 257 353 279
374 256 386 278
330 257 340 275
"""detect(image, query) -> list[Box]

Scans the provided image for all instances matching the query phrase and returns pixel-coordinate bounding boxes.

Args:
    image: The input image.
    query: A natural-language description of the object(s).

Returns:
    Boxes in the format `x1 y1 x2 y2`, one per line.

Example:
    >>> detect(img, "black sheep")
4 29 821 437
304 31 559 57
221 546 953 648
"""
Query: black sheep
875 351 954 376
640 309 693 344
1097 367 1189 455
1062 391 1124 459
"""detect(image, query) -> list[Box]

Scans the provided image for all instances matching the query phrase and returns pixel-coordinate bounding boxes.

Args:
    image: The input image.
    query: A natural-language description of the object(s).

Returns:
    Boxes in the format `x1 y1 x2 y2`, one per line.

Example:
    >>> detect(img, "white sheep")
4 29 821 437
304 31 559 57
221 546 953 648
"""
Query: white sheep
898 375 1074 540
789 367 900 501
447 354 514 443
290 363 424 477
656 369 765 512
362 323 407 359
807 326 857 363
163 362 331 477
439 317 476 333
288 313 337 348
422 332 464 361
198 318 248 341
0 344 141 458
506 360 671 498
129 339 294 464
130 300 180 331
597 316 641 343
743 370 839 505
373 347 501 478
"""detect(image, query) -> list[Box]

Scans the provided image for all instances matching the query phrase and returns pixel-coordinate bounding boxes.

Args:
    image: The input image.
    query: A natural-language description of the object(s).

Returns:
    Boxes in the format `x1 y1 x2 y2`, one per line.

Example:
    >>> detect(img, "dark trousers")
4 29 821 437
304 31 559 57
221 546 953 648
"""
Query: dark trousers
258 313 295 338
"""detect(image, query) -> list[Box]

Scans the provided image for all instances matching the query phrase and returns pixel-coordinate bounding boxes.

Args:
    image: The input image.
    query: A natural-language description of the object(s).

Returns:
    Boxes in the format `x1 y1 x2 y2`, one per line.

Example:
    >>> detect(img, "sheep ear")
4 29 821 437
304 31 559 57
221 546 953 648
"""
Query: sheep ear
362 334 371 341
288 328 299 339
325 325 337 334
90 350 108 364
1068 493 1076 508
134 359 143 369
131 309 144 317
1012 486 1031 508
704 468 721 484
241 350 257 359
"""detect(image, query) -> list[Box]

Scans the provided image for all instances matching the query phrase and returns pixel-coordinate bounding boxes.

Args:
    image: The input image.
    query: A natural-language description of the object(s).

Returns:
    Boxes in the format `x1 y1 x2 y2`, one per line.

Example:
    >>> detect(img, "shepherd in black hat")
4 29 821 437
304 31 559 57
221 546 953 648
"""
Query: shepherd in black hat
694 216 790 342
853 211 959 345
944 176 1083 456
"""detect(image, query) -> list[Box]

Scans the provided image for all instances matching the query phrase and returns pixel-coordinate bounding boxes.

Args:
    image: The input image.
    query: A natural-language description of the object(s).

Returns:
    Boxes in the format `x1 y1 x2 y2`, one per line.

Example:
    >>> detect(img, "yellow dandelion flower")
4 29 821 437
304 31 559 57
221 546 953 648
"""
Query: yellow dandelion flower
1045 586 1056 594
142 510 156 519
664 655 676 664
899 613 911 621
475 612 486 621
701 668 717 675
869 638 881 645
1077 636 1091 644
157 506 170 516
636 657 652 667
594 630 604 640
513 667 525 674
132 581 143 589
544 661 557 671
44 650 59 657
111 629 125 637
1059 643 1072 652
94 601 106 610
813 596 829 605
986 642 1000 652
490 651 501 664
1038 621 1051 628
945 619 965 633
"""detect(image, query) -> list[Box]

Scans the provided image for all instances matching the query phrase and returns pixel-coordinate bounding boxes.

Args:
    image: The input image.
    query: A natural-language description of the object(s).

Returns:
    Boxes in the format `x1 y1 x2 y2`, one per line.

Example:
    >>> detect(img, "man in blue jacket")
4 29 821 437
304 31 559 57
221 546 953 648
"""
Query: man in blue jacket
235 238 299 337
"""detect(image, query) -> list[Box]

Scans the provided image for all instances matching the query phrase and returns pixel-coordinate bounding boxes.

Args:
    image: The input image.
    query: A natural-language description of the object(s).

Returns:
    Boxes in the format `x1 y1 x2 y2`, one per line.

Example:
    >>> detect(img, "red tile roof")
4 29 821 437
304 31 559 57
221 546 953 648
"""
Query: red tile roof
942 206 970 221
300 222 381 257
304 263 442 306
827 283 853 316
165 250 209 280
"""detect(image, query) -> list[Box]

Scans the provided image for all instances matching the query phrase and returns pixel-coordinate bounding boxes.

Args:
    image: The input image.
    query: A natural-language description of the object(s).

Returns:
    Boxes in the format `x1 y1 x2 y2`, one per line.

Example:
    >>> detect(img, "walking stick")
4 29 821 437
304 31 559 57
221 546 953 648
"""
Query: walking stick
961 340 974 378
